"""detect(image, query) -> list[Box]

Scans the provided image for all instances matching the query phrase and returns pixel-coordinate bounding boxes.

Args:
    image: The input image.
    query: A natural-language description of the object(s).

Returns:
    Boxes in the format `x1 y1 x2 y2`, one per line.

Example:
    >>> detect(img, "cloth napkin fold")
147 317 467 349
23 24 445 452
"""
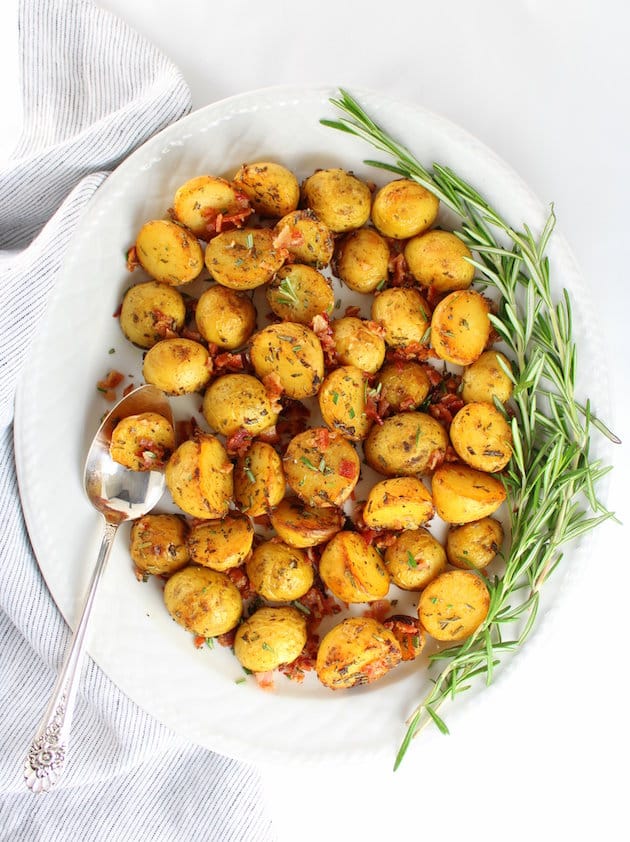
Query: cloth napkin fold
0 2 274 840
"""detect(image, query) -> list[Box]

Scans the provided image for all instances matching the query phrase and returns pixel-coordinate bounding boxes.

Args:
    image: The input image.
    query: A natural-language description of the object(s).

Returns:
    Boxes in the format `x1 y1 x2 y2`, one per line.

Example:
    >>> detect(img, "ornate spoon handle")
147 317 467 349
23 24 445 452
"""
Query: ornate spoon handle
24 518 119 792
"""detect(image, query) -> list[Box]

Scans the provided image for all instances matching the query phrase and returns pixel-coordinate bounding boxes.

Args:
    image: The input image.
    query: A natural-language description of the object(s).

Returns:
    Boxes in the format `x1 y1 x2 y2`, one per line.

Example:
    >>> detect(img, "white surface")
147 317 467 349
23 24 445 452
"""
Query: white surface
2 0 629 839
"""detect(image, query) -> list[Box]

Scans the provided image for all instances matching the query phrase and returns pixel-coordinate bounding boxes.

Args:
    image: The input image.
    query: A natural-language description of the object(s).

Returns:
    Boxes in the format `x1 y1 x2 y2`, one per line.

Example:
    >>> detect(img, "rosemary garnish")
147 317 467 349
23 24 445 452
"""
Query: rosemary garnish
276 275 300 307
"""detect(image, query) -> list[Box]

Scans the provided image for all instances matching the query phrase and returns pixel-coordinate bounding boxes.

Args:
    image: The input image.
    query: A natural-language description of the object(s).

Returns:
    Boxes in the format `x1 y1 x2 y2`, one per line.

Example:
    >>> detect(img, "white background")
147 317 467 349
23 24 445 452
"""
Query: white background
1 1 628 840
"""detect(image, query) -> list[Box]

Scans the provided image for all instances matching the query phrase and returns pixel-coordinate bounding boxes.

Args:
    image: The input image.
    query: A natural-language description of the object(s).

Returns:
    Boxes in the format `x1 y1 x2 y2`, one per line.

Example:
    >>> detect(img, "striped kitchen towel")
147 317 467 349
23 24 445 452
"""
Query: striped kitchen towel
0 2 274 840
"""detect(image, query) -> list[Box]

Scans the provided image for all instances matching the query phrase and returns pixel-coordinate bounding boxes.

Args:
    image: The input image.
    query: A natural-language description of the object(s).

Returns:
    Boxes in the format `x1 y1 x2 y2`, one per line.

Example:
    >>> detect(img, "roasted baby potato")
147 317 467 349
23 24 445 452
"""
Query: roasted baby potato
363 411 449 477
449 401 513 472
461 350 514 405
202 373 280 438
250 322 324 399
172 175 252 239
384 528 446 590
377 361 431 412
110 411 175 471
246 540 314 602
283 427 359 508
130 514 189 578
134 219 204 285
234 441 285 517
334 227 390 294
119 281 186 349
370 287 431 348
371 178 439 240
430 289 491 366
195 285 257 350
331 316 386 374
319 530 390 603
273 209 335 268
446 517 504 570
318 365 372 441
165 434 233 520
301 168 371 233
187 513 254 572
418 570 490 641
431 463 507 524
316 617 402 689
204 227 285 289
269 496 344 548
362 476 434 531
234 606 307 672
266 264 334 324
404 229 475 293
143 338 212 395
233 161 300 218
164 565 242 638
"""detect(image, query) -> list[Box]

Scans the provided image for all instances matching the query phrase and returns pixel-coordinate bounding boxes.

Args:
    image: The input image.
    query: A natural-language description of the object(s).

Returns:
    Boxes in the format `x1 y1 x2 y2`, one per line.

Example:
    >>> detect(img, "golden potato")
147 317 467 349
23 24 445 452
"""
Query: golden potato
269 496 344 548
233 161 300 218
334 227 390 294
135 219 204 285
446 517 504 570
461 350 514 404
246 540 314 602
449 401 513 473
371 178 439 240
204 227 285 290
234 606 307 672
164 566 242 638
172 175 252 239
316 617 402 689
119 281 186 349
250 322 324 400
273 209 334 268
319 530 390 603
418 570 490 641
370 287 430 348
362 476 434 531
130 514 189 578
377 361 431 412
318 365 372 441
143 338 211 395
331 316 386 374
234 441 285 517
195 285 256 350
110 412 175 471
431 463 507 524
404 229 475 293
266 264 334 324
384 528 446 590
430 289 491 366
363 411 449 477
283 427 359 508
187 514 254 572
165 434 233 520
301 168 371 233
202 373 280 438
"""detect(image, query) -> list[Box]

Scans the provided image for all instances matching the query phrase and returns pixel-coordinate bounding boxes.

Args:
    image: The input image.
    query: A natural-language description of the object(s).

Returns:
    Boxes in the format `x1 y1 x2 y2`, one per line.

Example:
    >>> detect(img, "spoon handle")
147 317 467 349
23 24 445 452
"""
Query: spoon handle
23 518 119 793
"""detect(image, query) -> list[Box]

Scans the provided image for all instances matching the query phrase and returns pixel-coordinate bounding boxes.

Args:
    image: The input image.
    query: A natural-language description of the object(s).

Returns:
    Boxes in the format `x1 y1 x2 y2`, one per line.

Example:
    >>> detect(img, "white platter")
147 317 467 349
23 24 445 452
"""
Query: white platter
13 86 610 767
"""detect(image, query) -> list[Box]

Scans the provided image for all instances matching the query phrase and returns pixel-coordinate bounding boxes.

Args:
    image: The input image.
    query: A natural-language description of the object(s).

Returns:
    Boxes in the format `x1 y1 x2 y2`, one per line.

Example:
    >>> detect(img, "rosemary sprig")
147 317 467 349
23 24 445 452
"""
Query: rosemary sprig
323 89 618 769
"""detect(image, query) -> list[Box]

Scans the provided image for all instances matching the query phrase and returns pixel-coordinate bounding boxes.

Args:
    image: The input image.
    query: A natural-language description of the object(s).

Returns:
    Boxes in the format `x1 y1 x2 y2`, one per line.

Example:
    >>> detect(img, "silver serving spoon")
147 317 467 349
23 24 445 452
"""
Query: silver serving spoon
23 384 173 793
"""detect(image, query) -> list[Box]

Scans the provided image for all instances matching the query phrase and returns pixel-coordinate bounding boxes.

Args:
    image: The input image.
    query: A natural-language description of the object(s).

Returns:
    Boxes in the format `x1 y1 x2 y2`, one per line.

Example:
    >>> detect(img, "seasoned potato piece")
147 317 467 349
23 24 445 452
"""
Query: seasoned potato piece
233 161 300 218
110 412 175 471
377 361 431 412
382 615 426 661
195 285 256 350
119 281 186 349
404 229 475 293
431 290 491 365
135 219 204 285
319 531 390 603
431 463 507 524
363 411 448 477
371 178 439 240
273 209 334 268
283 427 359 508
172 175 252 239
250 322 324 399
446 517 504 570
301 168 371 233
246 540 313 602
164 566 242 638
130 514 189 578
331 317 386 374
202 373 280 438
204 227 285 289
384 528 446 590
269 496 344 548
187 514 254 572
449 402 513 473
319 365 371 441
334 227 390 294
143 338 211 395
234 441 285 517
165 434 233 520
234 606 307 672
418 570 490 641
316 617 402 689
363 477 434 531
266 264 334 324
371 287 430 348
461 350 514 405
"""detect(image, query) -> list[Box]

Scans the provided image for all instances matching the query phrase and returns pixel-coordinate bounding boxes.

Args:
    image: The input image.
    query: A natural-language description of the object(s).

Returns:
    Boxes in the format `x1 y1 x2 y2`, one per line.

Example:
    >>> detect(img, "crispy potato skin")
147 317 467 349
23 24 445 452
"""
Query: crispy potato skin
110 412 175 471
205 227 285 289
172 175 251 238
334 227 389 293
250 322 324 400
130 514 189 577
233 161 300 218
266 264 334 324
316 617 402 690
187 514 254 572
331 317 386 374
164 566 242 638
234 441 285 517
446 517 504 570
301 168 371 233
404 229 475 293
377 361 431 411
143 338 211 395
461 350 514 404
165 435 233 520
449 401 513 473
283 427 359 508
269 496 344 548
319 531 390 603
363 476 434 531
384 528 446 590
234 606 307 672
246 540 314 602
119 281 186 349
431 463 507 524
370 287 431 348
135 219 204 285
370 179 439 240
319 365 372 441
195 285 257 350
418 570 490 641
273 209 334 268
363 411 448 477
202 373 280 438
430 290 491 365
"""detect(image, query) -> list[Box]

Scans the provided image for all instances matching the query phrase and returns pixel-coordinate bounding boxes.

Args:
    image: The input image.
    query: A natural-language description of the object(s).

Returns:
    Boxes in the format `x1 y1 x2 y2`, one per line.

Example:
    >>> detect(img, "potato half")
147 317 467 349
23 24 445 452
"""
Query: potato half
119 281 186 349
418 570 490 642
165 434 233 520
143 338 212 396
135 219 204 285
164 566 242 638
202 373 280 438
316 617 402 689
273 209 335 268
363 411 448 477
204 227 285 289
130 514 189 578
250 322 324 400
195 285 257 350
283 427 360 508
331 317 386 374
110 411 175 471
266 264 334 324
384 528 446 590
370 287 431 348
371 178 439 240
234 606 307 672
246 540 314 602
377 361 431 412
269 496 344 548
187 514 254 572
362 476 434 531
233 161 300 218
319 365 372 441
172 175 252 238
334 227 390 294
319 530 390 603
234 441 285 517
430 290 491 366
449 401 513 473
461 350 514 405
431 463 506 524
404 229 475 293
301 168 371 233
446 517 504 570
